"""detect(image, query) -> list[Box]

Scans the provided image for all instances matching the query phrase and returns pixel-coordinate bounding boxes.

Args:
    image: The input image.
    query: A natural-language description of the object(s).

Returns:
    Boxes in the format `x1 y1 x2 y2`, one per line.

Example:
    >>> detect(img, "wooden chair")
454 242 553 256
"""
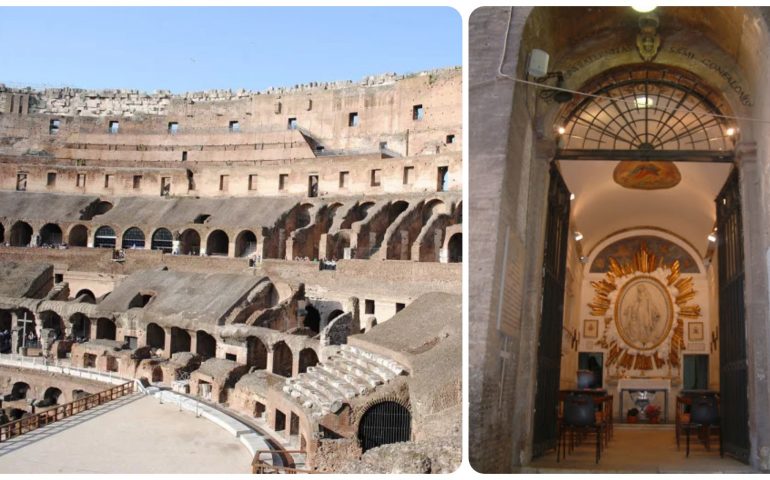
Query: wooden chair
557 394 605 464
683 395 723 457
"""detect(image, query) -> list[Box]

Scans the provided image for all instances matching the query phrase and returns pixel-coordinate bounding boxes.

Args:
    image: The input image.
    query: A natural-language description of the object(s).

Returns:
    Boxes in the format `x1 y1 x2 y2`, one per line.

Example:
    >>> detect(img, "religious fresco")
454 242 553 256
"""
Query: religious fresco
590 235 699 273
616 277 673 350
613 161 682 190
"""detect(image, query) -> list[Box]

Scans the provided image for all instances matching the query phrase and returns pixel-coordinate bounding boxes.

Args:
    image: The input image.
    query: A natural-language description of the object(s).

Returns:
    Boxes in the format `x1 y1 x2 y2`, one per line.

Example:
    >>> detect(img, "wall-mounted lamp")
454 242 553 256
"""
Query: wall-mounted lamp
726 127 736 137
632 4 656 13
569 192 575 201
708 233 717 243
574 232 584 242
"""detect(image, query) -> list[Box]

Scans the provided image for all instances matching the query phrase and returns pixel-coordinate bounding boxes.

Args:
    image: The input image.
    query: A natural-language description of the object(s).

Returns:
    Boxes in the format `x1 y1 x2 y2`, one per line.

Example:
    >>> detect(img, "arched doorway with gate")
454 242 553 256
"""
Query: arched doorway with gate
357 400 411 452
469 6 769 473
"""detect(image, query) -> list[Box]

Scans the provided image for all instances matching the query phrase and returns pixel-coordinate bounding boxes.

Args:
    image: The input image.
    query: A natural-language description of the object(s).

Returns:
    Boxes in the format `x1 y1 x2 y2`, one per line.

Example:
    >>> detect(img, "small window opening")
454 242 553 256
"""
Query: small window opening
365 299 375 315
49 119 60 134
279 174 288 191
403 166 414 185
370 169 381 187
437 166 449 192
47 172 56 187
249 174 258 191
413 104 424 120
446 134 455 144
109 121 119 134
182 151 188 162
229 120 240 132
133 175 142 189
348 112 359 127
339 171 349 189
194 214 210 224
16 173 27 191
219 174 229 192
225 353 237 361
104 174 113 188
308 175 318 198
77 173 86 187
288 117 297 130
396 302 406 313
168 122 179 134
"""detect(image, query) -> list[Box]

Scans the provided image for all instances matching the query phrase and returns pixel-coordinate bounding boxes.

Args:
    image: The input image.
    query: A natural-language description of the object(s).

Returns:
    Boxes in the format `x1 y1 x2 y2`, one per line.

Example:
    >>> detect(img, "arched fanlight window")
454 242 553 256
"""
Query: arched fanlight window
94 226 116 248
122 227 145 249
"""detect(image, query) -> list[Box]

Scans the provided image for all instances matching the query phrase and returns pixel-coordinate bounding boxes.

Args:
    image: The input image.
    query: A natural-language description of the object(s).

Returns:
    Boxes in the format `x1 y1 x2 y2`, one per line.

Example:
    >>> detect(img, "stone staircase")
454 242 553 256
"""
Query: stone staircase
282 344 406 418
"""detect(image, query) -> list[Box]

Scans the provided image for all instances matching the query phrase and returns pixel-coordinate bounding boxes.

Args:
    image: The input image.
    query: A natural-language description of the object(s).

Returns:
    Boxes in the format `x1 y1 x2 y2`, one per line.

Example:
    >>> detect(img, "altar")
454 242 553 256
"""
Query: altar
617 378 671 423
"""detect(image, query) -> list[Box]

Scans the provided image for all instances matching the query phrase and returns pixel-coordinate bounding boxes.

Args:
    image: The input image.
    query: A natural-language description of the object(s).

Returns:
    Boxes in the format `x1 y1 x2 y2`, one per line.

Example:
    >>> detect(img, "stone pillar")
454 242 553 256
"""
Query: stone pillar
346 297 360 333
736 142 770 470
228 240 236 259
266 346 275 374
318 233 329 260
278 228 286 259
164 327 173 355
285 237 294 260
439 248 449 263
291 351 300 378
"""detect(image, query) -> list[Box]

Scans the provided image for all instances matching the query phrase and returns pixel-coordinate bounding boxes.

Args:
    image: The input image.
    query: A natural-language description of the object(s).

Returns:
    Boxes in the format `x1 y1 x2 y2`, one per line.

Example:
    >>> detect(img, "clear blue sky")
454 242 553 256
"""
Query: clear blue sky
0 7 461 93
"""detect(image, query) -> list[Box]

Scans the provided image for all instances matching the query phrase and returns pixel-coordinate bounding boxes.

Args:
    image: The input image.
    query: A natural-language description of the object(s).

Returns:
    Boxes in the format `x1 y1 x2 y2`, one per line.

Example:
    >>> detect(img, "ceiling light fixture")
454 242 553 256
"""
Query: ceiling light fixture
726 127 735 136
708 233 717 243
632 3 657 13
558 126 566 135
574 232 584 242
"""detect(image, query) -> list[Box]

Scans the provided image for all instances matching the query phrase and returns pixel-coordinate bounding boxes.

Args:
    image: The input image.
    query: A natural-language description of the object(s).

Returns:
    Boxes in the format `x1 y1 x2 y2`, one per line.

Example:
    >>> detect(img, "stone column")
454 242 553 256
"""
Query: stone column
735 142 770 470
291 351 300 378
164 327 173 355
266 346 275 374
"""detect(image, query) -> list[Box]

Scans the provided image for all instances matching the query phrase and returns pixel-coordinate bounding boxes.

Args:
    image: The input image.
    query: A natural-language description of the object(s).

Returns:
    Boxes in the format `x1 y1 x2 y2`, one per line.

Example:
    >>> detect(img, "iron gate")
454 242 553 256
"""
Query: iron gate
358 401 411 452
716 167 750 463
532 164 572 458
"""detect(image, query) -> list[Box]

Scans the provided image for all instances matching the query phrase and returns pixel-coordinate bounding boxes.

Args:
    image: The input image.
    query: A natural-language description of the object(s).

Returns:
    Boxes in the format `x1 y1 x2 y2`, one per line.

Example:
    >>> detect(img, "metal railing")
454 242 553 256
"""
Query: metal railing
0 381 134 443
251 450 314 474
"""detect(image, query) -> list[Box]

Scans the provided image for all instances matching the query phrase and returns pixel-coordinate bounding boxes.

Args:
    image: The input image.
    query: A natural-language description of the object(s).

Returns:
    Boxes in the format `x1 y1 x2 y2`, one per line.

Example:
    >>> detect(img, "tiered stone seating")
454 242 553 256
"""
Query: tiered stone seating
282 345 406 418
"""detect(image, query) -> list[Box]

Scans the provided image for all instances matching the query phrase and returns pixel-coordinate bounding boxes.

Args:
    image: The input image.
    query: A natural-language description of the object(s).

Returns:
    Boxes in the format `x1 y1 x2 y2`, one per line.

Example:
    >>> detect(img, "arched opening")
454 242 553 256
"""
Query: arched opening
9 221 32 247
15 308 37 349
358 401 411 452
179 229 201 255
298 348 319 374
146 323 165 350
151 228 173 253
206 230 229 256
121 227 145 249
170 327 191 354
0 223 4 243
40 311 64 339
448 233 462 263
70 313 91 341
246 336 268 370
94 226 116 248
327 309 344 324
272 341 293 377
68 224 89 247
95 318 116 340
196 330 216 359
92 201 113 216
11 382 30 400
333 232 351 260
39 223 63 246
152 366 163 383
42 387 63 406
304 305 321 334
75 289 96 304
235 230 257 257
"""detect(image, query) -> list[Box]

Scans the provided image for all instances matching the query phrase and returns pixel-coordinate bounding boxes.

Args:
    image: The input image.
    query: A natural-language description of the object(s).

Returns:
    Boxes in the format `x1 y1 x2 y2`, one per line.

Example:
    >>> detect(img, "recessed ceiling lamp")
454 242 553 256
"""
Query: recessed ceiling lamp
632 4 657 13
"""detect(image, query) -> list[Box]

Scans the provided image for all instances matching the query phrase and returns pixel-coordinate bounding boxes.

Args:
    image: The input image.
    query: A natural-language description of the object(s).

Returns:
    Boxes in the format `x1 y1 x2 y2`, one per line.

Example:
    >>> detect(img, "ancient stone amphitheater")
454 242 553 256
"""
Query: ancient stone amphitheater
0 68 462 473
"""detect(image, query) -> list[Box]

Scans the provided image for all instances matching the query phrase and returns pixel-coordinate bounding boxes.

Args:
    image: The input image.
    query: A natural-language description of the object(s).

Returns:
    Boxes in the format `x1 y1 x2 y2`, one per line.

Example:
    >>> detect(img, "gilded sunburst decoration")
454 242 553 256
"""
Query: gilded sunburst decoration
588 243 701 374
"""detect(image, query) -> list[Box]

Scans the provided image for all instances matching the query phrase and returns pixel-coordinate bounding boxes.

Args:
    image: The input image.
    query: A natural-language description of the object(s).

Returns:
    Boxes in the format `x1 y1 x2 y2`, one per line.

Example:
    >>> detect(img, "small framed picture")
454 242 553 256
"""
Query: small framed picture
583 319 599 339
688 322 704 341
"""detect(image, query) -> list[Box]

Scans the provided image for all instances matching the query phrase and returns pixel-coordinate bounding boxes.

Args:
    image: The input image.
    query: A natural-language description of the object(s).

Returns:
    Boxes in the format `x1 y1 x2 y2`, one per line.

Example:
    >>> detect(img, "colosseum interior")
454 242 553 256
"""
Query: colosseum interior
0 67 462 473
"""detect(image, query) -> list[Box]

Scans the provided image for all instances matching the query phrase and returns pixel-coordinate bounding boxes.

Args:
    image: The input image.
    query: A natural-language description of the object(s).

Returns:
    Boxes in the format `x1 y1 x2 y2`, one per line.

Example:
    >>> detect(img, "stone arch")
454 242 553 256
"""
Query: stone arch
9 221 32 247
43 387 63 405
304 305 321 334
152 366 163 383
170 327 191 354
422 198 448 223
206 230 229 256
39 223 63 246
235 230 257 257
68 224 89 247
69 313 91 340
95 317 116 340
94 225 117 248
150 228 174 253
357 400 411 452
121 226 145 249
341 202 376 229
146 323 165 350
11 381 30 399
76 289 96 304
40 310 65 338
246 336 268 370
298 348 319 374
327 309 344 324
196 330 216 359
333 231 353 261
179 228 201 255
272 341 293 377
454 201 462 223
448 233 462 263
